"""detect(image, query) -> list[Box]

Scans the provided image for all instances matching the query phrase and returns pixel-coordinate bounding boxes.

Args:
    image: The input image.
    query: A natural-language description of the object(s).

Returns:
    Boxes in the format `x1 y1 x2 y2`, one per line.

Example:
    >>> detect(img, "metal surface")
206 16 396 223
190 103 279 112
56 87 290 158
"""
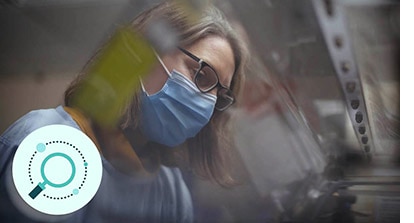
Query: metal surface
312 0 374 158
220 0 399 222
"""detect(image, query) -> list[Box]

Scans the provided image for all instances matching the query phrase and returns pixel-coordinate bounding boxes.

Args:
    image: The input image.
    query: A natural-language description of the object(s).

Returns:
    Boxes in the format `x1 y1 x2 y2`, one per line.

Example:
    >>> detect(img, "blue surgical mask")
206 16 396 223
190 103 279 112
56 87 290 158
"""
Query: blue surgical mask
139 68 217 147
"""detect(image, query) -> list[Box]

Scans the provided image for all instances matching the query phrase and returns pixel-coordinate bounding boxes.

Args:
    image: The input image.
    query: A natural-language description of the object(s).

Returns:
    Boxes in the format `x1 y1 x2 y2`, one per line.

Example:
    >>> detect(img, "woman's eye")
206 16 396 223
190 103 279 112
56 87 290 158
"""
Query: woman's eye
186 66 198 78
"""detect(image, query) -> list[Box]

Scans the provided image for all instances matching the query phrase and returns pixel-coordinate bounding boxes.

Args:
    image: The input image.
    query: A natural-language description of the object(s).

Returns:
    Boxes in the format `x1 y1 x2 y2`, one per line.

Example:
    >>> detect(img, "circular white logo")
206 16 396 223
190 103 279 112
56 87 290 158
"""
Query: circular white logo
12 124 102 215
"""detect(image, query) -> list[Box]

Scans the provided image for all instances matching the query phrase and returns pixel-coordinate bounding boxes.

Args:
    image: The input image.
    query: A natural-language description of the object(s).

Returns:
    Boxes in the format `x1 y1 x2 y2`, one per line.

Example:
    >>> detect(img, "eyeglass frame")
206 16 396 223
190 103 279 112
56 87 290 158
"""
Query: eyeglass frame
177 46 235 111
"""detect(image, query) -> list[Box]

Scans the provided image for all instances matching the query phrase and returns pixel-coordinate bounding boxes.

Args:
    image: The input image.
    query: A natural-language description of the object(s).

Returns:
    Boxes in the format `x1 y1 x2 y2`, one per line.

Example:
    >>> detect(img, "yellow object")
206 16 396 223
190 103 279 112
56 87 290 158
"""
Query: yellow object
71 27 156 127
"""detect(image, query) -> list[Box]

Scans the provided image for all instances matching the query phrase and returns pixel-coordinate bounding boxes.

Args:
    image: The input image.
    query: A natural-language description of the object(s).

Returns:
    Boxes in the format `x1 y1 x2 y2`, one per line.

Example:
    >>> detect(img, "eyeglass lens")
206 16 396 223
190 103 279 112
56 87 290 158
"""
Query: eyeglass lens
215 88 234 111
195 65 219 92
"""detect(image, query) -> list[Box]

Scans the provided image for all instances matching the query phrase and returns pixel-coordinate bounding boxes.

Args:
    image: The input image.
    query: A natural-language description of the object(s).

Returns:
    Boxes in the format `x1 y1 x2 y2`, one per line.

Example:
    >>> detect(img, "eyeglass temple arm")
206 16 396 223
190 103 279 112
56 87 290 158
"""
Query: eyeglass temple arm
177 47 201 63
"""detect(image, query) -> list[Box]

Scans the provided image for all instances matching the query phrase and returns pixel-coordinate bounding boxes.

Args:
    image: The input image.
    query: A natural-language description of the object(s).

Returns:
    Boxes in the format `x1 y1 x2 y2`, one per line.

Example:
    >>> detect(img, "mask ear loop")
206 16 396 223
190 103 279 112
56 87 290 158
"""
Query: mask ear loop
140 49 171 94
154 52 172 78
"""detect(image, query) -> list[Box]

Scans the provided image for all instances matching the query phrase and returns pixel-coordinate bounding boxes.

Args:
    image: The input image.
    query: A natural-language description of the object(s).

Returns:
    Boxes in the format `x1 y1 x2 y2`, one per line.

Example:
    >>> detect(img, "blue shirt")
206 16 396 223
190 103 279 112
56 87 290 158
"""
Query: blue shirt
0 106 193 223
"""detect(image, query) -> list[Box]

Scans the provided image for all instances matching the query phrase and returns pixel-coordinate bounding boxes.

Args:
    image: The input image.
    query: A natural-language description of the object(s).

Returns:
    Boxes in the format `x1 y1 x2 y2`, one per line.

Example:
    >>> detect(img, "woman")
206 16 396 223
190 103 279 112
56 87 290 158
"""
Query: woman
0 1 247 222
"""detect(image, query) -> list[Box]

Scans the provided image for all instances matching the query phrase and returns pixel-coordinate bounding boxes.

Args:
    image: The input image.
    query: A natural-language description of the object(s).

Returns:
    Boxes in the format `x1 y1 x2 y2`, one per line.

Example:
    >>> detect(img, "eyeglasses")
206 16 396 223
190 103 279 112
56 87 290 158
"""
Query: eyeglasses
177 47 235 111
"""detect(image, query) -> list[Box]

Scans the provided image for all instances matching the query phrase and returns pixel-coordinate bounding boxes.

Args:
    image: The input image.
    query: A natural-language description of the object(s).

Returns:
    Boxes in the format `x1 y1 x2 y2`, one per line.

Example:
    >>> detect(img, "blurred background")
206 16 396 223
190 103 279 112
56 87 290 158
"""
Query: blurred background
0 0 400 222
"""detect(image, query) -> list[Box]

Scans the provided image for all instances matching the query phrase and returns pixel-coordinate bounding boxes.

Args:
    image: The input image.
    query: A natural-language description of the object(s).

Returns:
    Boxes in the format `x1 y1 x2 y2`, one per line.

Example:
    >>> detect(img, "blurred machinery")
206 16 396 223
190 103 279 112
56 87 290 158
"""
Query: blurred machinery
0 0 400 222
223 0 400 222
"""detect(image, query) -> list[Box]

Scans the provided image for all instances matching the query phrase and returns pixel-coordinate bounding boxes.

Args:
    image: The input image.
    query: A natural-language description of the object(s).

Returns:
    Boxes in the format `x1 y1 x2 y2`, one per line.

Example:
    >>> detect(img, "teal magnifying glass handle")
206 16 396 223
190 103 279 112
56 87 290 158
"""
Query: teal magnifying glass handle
29 182 46 199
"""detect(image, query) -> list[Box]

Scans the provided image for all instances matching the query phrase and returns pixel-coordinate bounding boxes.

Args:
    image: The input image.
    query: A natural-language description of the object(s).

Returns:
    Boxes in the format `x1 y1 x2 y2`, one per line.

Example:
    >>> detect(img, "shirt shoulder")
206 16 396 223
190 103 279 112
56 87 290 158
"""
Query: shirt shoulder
0 106 79 173
1 106 78 143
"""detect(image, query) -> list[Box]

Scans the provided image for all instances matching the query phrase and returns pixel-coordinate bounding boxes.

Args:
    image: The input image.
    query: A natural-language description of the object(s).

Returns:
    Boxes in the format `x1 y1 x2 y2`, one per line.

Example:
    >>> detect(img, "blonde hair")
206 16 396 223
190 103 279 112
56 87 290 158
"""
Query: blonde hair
65 1 248 187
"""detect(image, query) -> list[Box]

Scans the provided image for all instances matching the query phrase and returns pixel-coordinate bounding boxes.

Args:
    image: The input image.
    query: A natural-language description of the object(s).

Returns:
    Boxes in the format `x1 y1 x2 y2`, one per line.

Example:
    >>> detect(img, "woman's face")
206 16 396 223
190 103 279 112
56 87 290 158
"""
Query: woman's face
142 35 235 96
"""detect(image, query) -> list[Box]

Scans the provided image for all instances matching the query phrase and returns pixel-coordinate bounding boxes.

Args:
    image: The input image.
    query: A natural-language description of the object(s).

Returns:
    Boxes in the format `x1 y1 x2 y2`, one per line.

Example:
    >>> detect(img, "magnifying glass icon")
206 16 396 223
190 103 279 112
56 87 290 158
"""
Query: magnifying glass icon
29 152 76 199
